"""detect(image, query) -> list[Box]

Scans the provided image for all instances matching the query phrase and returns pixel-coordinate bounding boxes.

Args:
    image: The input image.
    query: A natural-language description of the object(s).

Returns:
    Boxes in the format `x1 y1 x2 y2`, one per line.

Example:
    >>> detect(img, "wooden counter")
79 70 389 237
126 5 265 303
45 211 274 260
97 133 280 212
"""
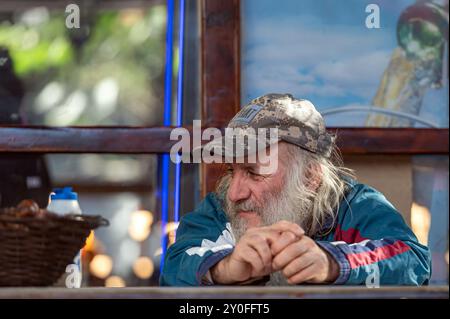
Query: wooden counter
0 285 447 299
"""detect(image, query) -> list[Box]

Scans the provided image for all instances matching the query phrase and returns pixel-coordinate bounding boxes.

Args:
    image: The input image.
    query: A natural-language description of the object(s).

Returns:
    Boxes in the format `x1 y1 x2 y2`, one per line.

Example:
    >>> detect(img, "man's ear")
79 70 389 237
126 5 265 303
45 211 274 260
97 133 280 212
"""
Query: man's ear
305 162 322 192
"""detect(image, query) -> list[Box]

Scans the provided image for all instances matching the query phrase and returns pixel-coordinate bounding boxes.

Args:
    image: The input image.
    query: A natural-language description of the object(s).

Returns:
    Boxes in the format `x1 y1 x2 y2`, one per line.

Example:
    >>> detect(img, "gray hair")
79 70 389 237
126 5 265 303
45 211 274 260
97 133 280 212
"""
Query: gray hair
283 143 354 236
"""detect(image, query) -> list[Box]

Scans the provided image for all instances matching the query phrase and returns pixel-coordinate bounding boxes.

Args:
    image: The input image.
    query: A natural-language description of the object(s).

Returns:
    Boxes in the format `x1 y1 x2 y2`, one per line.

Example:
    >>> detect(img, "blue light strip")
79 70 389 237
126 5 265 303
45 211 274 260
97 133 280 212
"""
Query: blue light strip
160 0 175 273
163 0 174 126
174 0 185 225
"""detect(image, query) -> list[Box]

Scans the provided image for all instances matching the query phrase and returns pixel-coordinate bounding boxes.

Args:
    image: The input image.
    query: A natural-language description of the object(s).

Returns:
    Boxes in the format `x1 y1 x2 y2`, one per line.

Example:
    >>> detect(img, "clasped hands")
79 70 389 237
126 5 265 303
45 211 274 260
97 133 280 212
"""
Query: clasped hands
210 220 339 285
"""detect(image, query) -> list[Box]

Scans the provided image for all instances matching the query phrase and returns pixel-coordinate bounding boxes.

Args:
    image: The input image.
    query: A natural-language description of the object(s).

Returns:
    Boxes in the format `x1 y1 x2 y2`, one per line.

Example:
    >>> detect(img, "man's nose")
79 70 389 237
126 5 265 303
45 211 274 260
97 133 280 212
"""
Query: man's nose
227 171 251 203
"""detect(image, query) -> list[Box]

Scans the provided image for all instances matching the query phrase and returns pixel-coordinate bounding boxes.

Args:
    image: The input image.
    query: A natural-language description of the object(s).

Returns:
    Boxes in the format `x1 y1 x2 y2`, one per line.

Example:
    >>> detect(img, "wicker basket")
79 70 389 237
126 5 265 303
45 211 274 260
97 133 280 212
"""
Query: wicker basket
0 209 109 287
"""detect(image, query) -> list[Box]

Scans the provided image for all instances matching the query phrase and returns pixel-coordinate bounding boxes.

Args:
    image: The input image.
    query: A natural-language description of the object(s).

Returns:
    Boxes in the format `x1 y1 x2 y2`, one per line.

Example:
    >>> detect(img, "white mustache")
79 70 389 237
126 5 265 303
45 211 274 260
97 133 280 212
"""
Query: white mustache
229 200 262 215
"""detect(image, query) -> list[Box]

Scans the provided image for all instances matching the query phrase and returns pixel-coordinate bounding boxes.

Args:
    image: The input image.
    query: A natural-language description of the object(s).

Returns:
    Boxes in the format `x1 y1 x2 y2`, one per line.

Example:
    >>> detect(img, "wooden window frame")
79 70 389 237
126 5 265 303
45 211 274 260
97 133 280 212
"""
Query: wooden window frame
0 0 448 197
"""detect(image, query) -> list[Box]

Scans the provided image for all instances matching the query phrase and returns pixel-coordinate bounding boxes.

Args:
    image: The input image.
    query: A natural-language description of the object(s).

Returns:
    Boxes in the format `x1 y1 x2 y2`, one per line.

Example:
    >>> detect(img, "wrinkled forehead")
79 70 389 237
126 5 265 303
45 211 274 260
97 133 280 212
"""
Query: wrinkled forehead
230 142 292 174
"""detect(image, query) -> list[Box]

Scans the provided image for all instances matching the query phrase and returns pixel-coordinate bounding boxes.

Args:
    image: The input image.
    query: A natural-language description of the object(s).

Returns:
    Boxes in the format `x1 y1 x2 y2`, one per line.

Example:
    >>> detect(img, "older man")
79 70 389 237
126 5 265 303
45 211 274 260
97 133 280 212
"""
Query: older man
160 93 431 286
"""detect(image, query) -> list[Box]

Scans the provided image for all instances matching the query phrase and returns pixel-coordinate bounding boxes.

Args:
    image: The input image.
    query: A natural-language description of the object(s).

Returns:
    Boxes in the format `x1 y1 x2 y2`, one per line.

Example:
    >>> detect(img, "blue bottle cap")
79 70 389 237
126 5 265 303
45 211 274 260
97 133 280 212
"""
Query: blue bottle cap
50 187 78 200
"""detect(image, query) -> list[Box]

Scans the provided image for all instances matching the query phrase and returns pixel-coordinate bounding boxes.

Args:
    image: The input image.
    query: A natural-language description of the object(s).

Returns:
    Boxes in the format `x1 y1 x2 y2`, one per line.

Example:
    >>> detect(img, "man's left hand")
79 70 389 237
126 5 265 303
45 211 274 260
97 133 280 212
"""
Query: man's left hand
271 235 340 284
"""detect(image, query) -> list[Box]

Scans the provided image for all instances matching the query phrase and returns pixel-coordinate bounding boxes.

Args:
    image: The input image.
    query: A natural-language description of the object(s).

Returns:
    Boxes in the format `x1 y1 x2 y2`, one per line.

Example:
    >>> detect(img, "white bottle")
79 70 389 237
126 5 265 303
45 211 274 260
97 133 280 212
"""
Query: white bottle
47 187 83 288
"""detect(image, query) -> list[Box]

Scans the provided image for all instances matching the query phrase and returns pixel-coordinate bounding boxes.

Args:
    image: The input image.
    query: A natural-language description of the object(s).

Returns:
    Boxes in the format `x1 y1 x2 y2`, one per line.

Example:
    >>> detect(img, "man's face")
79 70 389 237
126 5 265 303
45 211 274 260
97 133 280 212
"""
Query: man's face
226 142 288 229
221 142 313 242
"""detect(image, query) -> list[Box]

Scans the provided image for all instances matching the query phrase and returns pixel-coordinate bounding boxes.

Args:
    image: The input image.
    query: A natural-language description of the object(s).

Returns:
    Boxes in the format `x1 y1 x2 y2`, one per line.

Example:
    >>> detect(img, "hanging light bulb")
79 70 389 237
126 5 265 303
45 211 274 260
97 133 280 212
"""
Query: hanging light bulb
133 256 155 279
89 254 113 279
128 210 154 242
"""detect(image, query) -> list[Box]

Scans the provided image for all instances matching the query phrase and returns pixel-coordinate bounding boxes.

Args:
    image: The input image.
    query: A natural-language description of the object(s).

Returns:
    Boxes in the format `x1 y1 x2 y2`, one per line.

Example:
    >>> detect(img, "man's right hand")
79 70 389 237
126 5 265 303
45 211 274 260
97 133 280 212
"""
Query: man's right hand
210 221 304 284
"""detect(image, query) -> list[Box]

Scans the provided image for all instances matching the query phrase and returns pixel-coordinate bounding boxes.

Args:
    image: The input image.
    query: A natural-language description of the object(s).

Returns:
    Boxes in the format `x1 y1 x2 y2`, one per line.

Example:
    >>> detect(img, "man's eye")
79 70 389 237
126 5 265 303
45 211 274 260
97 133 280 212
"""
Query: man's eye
248 171 261 178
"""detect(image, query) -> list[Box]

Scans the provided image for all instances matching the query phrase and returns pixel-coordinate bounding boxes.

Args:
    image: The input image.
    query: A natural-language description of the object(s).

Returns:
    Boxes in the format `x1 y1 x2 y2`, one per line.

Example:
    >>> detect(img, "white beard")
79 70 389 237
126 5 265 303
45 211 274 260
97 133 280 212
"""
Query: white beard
217 175 313 286
221 179 312 242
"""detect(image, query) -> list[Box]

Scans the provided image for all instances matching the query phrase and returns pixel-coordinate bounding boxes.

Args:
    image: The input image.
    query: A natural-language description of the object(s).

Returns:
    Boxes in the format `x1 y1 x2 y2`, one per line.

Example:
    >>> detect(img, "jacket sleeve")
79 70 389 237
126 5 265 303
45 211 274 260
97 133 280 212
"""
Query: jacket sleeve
159 193 234 286
317 188 431 286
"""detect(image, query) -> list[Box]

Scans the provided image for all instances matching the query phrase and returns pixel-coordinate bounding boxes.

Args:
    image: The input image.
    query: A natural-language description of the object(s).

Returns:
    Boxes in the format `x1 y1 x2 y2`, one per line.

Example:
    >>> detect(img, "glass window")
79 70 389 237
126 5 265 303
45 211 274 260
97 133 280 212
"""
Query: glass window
0 2 166 126
411 155 449 285
0 153 172 287
0 0 201 287
241 0 449 128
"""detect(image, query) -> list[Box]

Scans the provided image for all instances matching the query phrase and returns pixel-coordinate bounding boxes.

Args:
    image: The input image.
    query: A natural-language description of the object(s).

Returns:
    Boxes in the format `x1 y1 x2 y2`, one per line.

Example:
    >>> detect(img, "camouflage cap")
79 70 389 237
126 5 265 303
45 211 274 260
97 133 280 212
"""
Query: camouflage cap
203 93 335 158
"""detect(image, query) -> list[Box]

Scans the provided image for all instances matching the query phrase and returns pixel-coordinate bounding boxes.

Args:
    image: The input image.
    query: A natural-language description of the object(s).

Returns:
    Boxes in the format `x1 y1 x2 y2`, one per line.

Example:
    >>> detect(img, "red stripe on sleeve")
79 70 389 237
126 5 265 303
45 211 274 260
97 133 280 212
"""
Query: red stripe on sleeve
334 225 367 243
347 240 411 269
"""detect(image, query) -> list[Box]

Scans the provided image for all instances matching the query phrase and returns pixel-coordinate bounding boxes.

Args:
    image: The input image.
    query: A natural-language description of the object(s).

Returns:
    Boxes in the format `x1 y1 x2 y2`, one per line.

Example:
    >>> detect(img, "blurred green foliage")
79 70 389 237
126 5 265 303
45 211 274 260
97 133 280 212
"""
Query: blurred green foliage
0 4 167 126
0 16 73 75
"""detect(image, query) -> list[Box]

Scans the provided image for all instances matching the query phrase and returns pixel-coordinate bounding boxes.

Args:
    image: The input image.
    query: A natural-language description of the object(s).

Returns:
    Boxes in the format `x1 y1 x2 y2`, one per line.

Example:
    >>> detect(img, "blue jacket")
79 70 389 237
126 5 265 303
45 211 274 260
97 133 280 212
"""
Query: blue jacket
160 179 431 286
